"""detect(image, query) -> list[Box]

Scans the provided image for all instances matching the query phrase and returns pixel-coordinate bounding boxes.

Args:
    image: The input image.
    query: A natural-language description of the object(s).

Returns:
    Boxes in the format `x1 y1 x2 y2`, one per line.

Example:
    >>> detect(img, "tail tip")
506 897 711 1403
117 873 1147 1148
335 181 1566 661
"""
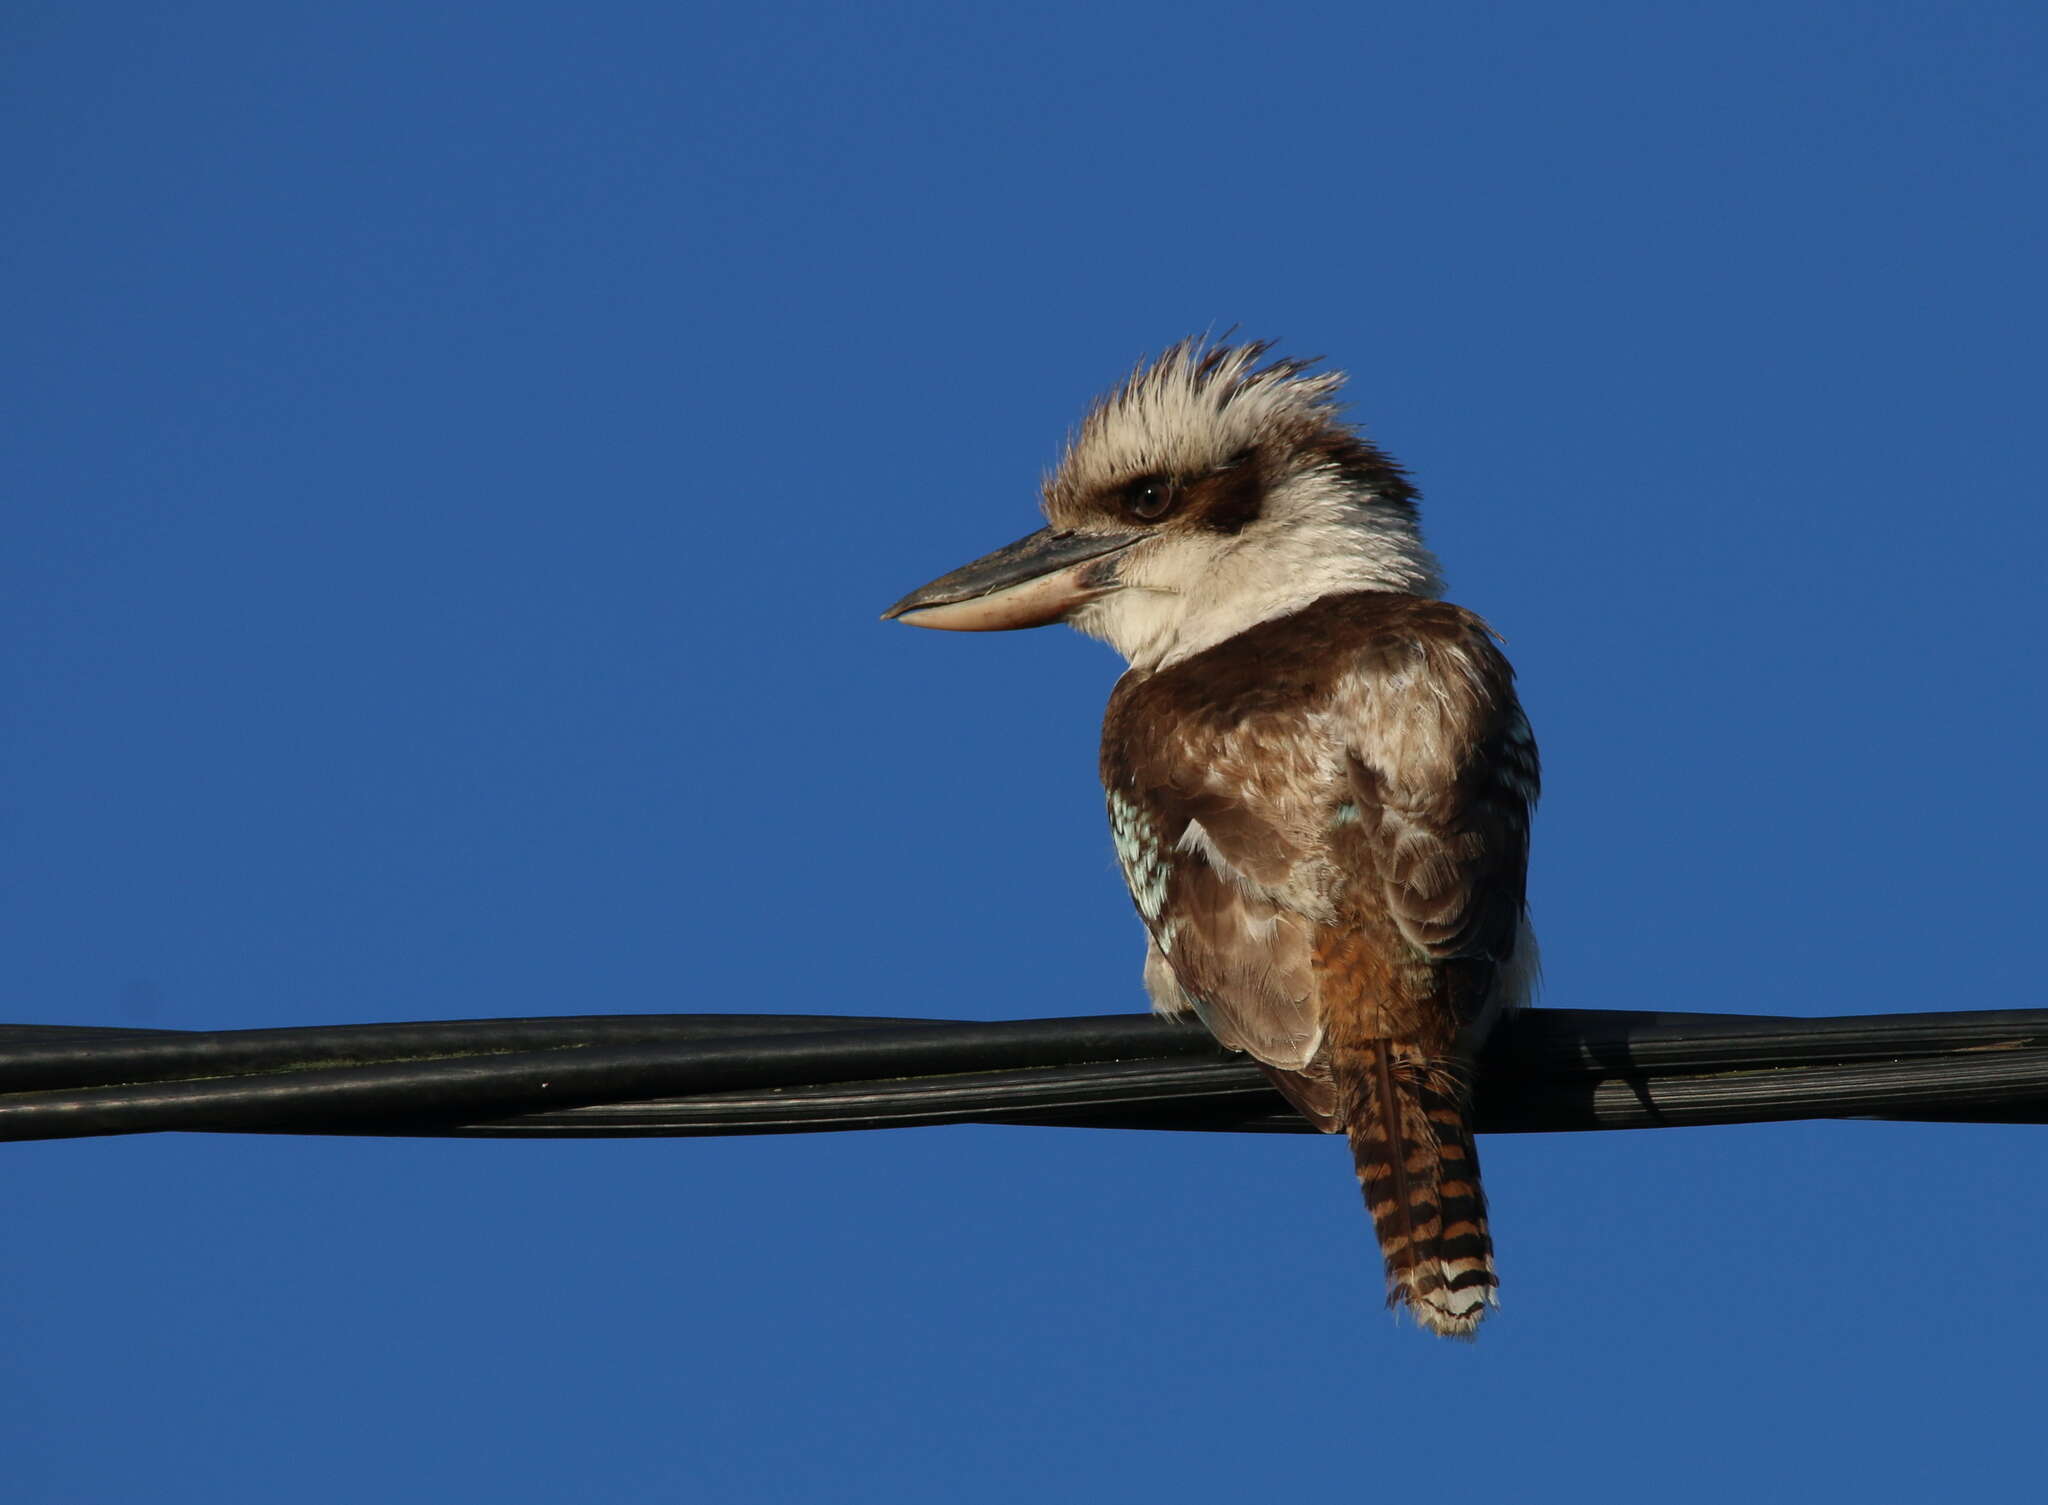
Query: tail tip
1392 1277 1497 1341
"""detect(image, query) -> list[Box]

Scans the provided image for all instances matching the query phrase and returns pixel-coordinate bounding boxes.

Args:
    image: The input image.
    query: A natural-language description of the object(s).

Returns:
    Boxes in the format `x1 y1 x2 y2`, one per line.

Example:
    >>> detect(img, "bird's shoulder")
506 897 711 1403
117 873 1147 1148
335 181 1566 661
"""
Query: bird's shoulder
1102 591 1511 757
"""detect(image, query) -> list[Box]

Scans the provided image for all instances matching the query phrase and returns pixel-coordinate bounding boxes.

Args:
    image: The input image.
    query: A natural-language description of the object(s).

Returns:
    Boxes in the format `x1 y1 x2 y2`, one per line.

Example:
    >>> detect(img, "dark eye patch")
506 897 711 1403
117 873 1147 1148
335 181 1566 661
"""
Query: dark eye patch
1184 448 1264 535
1120 475 1182 523
1108 450 1264 532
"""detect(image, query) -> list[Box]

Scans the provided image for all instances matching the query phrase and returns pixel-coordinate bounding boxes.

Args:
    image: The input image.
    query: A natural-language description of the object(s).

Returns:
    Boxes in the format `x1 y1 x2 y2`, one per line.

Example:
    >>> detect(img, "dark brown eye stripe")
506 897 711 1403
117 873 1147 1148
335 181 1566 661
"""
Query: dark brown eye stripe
1186 449 1263 535
1107 450 1266 533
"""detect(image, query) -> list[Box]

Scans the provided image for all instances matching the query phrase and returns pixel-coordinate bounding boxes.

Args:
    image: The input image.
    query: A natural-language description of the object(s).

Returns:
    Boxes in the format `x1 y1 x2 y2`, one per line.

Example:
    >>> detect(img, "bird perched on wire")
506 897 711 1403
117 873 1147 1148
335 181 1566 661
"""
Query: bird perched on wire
882 339 1538 1338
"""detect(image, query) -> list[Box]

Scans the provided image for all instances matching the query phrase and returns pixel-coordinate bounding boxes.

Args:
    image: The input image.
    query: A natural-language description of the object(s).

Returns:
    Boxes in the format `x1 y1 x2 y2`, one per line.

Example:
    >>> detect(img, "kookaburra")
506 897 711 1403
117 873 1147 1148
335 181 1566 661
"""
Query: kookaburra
882 340 1538 1338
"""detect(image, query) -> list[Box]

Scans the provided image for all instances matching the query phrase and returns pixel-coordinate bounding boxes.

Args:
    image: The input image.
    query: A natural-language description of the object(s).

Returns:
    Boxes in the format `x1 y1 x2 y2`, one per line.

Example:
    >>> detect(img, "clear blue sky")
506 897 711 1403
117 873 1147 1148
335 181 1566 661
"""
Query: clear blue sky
5 3 2043 1500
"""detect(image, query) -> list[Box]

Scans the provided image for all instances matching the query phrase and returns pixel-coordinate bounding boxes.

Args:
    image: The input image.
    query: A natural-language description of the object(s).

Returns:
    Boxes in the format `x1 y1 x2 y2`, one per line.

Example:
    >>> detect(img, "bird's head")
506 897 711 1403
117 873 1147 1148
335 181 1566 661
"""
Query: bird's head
881 339 1441 671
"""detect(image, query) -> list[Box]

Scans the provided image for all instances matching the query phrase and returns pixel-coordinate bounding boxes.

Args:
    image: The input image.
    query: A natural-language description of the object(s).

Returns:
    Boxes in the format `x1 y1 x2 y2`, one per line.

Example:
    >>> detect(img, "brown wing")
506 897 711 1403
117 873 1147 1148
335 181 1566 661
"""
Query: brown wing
1100 596 1537 1128
1335 610 1539 1039
1107 780 1323 1072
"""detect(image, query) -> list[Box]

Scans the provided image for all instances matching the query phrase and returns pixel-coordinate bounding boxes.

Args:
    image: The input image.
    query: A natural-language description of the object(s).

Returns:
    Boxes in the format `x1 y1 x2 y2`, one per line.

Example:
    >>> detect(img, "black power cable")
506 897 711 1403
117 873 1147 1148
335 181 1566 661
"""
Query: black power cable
1 1008 2043 1142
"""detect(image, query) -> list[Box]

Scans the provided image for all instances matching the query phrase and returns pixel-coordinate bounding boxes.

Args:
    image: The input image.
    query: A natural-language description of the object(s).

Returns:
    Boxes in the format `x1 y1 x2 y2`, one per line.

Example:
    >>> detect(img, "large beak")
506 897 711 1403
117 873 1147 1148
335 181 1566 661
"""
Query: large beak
880 527 1142 631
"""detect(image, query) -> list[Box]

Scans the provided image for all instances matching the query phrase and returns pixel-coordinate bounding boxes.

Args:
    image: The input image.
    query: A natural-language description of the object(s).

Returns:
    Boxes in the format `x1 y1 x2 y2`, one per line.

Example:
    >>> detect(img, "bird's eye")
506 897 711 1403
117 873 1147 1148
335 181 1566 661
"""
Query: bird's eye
1126 478 1180 522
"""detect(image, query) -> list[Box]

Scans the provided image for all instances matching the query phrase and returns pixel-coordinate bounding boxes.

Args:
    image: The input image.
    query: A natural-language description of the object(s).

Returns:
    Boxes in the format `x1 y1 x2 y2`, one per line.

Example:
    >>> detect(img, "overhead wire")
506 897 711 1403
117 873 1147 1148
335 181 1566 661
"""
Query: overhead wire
2 1007 2043 1142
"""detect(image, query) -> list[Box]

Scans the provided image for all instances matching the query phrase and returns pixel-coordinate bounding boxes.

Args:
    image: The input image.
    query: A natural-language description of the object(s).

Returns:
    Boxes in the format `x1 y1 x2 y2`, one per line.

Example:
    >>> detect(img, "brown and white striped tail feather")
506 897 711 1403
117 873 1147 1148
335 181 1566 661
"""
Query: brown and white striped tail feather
1332 1040 1496 1338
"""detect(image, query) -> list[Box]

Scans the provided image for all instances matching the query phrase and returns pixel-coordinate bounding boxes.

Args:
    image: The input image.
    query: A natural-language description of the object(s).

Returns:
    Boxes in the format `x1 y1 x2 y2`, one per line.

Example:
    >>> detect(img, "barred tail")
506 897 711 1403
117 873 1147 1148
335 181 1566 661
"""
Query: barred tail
1335 1040 1496 1338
